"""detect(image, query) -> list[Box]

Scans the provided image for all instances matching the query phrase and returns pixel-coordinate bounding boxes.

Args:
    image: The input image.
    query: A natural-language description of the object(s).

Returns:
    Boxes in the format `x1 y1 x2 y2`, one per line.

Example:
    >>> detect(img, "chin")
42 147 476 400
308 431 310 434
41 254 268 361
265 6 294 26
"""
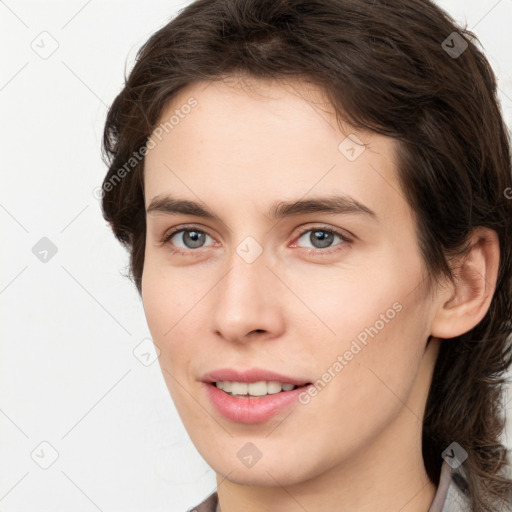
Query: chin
211 456 312 487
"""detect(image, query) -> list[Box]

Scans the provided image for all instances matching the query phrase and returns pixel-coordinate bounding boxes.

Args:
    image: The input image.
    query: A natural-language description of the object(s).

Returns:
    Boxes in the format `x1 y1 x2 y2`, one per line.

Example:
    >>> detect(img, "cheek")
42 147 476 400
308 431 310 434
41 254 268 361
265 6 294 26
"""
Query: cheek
297 301 429 465
280 267 403 348
317 288 430 426
141 259 209 386
141 275 173 339
141 267 196 406
142 268 184 364
288 260 430 399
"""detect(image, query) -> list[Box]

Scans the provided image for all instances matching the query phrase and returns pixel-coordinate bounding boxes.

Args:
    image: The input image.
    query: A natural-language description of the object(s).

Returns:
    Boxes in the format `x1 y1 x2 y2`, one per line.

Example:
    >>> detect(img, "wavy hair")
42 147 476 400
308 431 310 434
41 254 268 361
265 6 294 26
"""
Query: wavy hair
101 1 512 509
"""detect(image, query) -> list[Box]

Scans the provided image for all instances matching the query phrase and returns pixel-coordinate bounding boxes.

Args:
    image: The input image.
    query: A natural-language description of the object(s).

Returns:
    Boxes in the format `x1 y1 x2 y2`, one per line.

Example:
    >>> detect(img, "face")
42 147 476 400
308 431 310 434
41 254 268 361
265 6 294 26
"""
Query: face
141 77 438 487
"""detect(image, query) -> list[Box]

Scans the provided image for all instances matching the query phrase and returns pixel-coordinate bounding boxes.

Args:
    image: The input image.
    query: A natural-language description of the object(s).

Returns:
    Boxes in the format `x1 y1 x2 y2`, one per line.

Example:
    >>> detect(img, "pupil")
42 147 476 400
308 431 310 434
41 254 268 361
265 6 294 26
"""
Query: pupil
184 231 205 248
311 230 333 249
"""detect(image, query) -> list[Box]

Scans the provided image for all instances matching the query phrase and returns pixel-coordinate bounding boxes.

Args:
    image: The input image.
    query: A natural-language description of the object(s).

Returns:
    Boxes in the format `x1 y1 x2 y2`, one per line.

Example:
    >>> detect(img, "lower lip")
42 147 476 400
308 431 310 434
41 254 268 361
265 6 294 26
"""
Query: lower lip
203 382 312 424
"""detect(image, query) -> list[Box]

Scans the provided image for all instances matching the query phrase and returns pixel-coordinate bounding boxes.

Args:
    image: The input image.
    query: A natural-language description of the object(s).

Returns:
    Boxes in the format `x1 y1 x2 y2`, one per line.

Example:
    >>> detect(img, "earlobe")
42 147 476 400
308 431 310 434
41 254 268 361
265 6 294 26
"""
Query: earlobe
430 227 500 340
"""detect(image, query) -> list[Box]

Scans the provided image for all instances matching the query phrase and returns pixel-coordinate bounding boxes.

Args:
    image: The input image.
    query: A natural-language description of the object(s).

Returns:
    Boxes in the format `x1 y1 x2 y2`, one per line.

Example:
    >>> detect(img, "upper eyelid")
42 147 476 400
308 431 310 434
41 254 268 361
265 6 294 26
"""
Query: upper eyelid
162 224 215 242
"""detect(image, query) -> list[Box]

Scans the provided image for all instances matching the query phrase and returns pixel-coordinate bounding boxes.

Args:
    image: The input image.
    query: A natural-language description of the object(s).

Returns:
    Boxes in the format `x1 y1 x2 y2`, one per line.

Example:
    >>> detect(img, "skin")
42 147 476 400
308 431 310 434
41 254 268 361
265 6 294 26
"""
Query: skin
141 76 500 512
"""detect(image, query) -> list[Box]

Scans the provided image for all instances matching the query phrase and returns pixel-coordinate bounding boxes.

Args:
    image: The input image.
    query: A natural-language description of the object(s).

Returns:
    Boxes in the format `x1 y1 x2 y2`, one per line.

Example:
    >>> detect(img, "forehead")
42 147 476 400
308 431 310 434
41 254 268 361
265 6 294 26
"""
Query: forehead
143 77 407 224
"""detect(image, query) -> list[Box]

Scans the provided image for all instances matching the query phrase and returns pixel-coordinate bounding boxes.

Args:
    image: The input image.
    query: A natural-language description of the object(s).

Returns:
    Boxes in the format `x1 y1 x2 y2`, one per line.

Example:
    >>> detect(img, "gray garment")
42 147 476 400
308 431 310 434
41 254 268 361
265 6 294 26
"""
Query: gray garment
187 460 471 512
428 460 470 512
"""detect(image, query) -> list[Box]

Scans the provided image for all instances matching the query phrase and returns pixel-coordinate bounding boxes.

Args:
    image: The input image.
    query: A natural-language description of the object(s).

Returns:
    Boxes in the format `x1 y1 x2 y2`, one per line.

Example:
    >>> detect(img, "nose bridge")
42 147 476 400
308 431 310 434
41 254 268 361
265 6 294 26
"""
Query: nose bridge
211 246 284 342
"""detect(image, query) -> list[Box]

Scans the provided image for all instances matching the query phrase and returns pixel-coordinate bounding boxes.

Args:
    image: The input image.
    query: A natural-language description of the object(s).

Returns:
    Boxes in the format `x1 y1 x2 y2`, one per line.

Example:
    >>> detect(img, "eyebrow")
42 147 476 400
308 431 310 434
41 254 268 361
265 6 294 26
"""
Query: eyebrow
146 194 377 221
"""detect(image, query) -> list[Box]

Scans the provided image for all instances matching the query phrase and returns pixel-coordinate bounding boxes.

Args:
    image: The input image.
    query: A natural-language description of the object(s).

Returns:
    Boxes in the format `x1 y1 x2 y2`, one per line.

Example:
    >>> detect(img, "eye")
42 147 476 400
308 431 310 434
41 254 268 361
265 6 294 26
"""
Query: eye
160 224 351 256
162 227 215 251
292 226 350 252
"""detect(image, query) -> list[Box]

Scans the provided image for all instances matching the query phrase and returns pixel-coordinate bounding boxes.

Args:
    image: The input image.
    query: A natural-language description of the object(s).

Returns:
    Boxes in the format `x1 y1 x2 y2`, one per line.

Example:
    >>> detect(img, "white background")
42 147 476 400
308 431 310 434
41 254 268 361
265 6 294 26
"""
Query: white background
1 1 511 510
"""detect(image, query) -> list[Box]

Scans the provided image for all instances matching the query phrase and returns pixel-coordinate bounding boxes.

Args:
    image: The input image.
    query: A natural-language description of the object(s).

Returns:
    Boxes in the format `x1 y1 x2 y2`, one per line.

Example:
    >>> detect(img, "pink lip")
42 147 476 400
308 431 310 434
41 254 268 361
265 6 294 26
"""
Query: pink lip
203 382 312 424
201 367 311 386
200 367 313 424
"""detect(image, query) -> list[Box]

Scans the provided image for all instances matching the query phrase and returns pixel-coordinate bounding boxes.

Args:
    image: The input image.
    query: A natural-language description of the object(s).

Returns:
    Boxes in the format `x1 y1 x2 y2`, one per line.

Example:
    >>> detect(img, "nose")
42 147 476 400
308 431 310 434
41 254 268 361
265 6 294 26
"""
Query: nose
211 252 286 344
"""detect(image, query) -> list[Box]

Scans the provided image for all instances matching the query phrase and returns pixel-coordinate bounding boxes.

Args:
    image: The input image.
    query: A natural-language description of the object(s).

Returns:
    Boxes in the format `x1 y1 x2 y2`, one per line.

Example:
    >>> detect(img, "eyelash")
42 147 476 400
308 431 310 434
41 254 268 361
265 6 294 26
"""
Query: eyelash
160 224 352 256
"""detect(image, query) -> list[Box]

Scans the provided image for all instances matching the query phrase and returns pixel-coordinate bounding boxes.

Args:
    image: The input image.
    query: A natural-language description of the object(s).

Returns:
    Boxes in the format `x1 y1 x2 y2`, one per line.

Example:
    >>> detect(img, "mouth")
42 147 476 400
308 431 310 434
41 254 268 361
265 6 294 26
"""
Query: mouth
210 380 312 398
201 368 314 423
201 368 312 392
203 381 314 424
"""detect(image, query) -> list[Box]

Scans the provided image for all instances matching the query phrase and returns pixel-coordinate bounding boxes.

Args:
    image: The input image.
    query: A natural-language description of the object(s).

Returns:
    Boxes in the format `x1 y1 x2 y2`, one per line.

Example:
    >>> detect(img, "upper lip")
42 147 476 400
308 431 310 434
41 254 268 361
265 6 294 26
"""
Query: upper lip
201 368 311 386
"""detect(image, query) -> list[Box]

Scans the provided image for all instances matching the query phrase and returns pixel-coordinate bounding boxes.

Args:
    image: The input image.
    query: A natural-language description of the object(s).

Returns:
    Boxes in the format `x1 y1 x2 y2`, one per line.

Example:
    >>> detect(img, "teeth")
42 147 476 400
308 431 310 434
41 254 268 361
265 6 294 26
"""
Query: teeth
267 381 283 394
231 382 247 395
215 380 299 396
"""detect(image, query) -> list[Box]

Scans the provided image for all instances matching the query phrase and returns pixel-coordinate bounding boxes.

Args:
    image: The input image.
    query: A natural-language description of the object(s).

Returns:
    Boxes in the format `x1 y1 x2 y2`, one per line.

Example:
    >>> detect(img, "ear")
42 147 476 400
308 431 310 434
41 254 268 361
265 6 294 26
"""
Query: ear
430 227 500 339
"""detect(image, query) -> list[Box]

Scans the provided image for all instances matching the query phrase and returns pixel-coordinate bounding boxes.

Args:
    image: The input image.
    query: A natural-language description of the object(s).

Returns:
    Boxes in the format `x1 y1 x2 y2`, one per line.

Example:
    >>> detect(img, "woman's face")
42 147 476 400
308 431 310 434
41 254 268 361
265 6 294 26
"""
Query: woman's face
141 77 439 486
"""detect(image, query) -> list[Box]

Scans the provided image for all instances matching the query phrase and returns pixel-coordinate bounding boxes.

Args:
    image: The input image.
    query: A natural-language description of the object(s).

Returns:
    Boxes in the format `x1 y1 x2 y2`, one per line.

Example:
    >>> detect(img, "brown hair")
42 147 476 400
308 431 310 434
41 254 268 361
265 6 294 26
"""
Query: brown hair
101 0 512 509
